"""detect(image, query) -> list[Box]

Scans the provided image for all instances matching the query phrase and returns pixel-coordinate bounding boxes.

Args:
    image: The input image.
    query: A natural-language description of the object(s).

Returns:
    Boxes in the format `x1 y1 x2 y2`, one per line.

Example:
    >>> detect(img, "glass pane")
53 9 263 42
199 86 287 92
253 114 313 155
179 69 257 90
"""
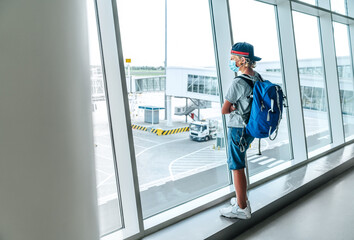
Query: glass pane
229 0 292 178
298 0 316 5
87 0 122 236
331 0 347 15
333 22 354 140
293 11 332 154
117 0 228 219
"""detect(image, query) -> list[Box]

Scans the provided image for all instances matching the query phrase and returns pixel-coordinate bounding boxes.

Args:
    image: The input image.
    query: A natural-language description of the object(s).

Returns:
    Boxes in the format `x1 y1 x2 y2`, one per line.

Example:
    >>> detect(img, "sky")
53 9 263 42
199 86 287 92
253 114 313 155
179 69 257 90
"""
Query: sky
86 0 351 67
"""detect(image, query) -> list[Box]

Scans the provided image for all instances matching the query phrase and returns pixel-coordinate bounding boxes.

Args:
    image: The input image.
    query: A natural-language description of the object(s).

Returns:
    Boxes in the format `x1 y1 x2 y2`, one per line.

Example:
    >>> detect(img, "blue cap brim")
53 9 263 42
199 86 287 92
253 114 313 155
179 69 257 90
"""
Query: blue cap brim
252 56 262 61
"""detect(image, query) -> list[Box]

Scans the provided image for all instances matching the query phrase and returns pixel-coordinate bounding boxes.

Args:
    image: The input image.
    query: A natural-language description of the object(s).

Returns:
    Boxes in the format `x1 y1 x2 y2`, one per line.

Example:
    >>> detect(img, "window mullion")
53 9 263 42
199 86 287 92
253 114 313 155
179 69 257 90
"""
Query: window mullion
95 0 144 238
318 12 345 145
209 0 238 183
277 1 308 161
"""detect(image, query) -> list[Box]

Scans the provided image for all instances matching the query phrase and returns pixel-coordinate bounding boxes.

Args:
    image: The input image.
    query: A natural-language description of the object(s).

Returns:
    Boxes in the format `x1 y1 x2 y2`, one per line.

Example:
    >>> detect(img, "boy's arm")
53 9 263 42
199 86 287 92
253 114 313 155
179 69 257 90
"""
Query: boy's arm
221 100 236 114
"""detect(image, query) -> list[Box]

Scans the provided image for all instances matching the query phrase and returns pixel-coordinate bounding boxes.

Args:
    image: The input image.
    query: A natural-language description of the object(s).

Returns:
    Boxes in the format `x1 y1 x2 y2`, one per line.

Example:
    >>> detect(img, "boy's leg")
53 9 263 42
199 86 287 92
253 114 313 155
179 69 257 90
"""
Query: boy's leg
233 169 247 209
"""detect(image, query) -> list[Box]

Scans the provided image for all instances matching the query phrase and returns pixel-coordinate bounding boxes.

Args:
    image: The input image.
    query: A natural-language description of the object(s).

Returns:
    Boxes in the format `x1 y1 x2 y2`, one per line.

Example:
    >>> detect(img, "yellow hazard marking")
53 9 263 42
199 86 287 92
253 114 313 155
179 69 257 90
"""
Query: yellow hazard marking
126 58 131 63
138 126 191 135
131 124 147 131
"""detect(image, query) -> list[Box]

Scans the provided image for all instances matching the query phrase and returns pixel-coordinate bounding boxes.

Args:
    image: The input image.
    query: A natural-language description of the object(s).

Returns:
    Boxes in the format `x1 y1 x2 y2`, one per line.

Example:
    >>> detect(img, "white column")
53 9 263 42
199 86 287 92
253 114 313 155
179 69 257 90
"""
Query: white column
0 0 99 240
318 12 345 146
167 95 173 126
276 1 308 161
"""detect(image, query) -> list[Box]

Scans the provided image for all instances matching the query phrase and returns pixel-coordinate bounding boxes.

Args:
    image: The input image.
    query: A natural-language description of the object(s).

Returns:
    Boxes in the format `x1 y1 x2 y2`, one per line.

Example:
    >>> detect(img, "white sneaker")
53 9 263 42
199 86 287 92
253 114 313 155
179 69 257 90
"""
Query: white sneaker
230 197 251 212
219 204 251 219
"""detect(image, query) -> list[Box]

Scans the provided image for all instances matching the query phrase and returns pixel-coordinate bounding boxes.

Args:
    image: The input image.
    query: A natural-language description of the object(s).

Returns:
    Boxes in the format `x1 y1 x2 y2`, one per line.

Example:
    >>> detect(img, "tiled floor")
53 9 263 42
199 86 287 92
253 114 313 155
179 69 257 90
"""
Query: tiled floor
235 167 354 240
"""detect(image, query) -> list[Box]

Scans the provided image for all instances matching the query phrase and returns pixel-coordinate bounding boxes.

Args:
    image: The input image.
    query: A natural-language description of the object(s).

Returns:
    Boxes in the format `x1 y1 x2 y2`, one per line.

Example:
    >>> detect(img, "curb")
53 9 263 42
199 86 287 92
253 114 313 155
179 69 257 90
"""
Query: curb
131 124 190 136
131 124 148 131
159 127 190 136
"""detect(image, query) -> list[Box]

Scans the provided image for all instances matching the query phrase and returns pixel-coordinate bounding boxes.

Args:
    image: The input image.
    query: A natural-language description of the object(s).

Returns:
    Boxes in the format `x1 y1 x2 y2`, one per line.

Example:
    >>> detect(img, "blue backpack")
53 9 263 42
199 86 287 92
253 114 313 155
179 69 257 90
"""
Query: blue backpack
239 75 284 140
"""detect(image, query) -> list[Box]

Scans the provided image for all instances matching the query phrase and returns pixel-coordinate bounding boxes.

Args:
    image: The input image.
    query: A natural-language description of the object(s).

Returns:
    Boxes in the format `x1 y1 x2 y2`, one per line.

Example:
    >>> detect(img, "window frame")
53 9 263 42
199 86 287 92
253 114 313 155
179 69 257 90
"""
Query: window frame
95 0 354 239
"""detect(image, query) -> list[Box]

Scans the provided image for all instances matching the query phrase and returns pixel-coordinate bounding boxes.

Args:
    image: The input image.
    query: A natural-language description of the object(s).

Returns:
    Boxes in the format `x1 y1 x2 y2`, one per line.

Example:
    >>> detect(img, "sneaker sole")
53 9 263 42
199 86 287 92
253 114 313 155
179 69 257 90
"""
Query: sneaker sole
230 197 251 212
220 212 251 220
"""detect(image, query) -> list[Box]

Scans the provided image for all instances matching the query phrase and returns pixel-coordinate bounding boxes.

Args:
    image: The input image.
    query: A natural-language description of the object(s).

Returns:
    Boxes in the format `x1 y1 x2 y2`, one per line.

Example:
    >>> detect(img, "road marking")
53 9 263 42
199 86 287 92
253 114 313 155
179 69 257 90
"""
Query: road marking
247 155 259 160
132 136 160 144
96 173 114 188
250 156 268 163
170 162 225 181
134 144 147 149
96 168 111 176
259 158 277 165
98 193 118 205
136 138 186 157
139 175 174 191
95 154 114 162
168 146 226 180
169 146 211 166
268 160 284 168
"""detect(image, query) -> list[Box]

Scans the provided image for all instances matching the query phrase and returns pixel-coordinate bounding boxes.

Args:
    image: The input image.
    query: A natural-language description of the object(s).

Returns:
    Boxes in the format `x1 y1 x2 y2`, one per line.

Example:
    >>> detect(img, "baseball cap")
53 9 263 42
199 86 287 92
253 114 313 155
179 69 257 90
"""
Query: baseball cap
231 42 262 61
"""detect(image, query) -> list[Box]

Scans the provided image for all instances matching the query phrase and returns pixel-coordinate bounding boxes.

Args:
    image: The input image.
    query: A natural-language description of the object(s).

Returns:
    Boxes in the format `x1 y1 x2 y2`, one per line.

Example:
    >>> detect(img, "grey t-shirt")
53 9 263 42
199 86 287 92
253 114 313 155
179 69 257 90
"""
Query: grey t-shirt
225 72 262 128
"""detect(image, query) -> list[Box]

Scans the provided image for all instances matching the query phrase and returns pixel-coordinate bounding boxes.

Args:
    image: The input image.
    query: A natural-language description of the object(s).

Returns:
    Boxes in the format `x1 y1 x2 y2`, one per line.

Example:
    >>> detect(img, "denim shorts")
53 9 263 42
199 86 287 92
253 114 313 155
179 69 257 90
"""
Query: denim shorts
227 127 254 170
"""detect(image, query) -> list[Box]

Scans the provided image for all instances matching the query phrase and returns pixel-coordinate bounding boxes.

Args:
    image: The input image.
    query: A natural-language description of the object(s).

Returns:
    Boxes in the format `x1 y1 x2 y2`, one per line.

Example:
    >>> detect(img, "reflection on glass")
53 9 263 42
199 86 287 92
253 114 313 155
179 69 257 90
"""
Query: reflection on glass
117 0 228 219
293 11 332 153
331 0 347 15
229 0 292 178
333 22 354 140
87 0 122 236
298 0 316 5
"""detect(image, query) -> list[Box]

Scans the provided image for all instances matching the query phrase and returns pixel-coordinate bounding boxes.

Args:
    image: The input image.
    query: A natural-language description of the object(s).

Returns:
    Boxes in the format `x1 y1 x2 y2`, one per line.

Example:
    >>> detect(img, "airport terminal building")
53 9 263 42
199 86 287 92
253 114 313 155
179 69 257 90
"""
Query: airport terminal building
2 0 354 240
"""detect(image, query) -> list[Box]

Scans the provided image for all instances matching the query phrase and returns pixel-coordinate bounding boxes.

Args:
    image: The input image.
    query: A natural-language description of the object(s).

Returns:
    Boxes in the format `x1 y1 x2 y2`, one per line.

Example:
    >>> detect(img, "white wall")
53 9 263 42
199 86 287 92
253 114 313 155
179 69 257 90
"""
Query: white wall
0 0 99 239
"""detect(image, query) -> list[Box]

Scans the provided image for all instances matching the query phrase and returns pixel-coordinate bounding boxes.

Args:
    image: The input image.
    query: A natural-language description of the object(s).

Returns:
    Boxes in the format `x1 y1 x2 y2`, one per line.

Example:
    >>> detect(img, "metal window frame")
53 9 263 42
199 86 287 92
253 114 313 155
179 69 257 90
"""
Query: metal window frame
209 0 234 185
318 10 345 147
95 0 144 239
95 0 354 239
346 1 354 141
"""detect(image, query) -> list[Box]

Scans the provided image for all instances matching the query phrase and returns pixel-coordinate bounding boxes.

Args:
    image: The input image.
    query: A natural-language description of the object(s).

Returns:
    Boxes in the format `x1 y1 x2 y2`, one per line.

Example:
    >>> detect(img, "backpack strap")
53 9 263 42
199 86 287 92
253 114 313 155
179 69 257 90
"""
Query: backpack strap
237 75 254 89
237 75 254 99
236 75 256 153
269 86 283 141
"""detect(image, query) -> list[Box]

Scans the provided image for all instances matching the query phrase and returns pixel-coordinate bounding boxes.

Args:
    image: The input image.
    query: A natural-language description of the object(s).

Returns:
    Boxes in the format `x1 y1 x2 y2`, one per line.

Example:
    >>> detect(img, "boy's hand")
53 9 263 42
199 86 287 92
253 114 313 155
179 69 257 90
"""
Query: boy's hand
229 104 236 112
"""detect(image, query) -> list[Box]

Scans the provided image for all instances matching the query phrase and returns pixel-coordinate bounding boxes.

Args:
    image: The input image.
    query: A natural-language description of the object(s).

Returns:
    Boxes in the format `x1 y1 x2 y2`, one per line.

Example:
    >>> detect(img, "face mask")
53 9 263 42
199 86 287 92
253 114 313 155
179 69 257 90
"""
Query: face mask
229 60 240 72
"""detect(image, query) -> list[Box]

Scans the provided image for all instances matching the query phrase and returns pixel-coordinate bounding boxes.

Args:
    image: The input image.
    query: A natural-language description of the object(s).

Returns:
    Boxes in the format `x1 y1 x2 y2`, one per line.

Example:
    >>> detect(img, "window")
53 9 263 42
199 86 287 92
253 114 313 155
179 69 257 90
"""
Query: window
89 0 354 238
117 0 228 220
331 0 347 15
187 74 219 96
199 76 205 94
193 75 198 92
229 0 293 179
297 0 316 5
293 11 332 154
205 76 211 95
188 75 193 92
87 0 123 236
333 22 354 140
